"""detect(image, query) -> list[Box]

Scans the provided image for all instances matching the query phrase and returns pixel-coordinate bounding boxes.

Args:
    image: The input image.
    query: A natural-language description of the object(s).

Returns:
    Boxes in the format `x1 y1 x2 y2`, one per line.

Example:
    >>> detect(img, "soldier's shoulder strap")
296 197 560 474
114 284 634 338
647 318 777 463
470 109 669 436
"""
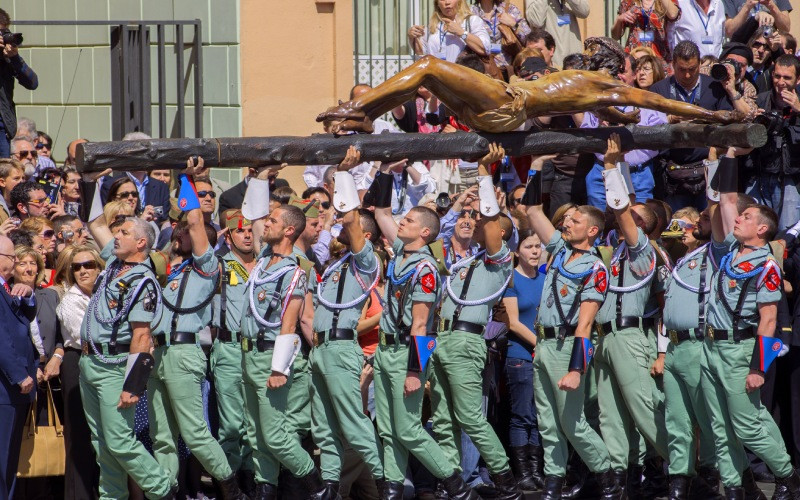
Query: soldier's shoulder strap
596 245 614 271
148 250 169 287
768 240 785 272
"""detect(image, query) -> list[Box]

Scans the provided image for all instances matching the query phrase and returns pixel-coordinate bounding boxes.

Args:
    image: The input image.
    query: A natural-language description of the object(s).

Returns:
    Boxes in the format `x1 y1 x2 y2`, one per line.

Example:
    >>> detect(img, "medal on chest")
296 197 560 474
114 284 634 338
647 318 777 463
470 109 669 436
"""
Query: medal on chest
728 279 737 290
611 264 620 277
460 268 468 280
332 271 340 283
257 290 267 302
108 298 118 309
546 293 555 308
688 260 697 270
560 284 568 297
395 290 402 300
169 280 179 291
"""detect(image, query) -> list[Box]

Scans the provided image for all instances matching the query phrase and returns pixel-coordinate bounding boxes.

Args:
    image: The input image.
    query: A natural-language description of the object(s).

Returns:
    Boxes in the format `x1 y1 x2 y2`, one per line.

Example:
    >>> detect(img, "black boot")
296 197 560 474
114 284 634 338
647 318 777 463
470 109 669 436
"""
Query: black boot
725 486 745 500
690 466 724 500
627 465 644 499
302 469 329 499
668 475 691 500
772 469 800 500
613 470 628 498
254 483 278 500
491 469 524 500
528 444 546 490
238 469 257 499
159 485 178 500
643 457 669 498
382 481 404 500
323 480 342 500
219 473 250 500
542 476 565 500
597 469 624 499
742 467 767 500
434 481 449 500
561 457 591 499
441 471 480 500
509 446 538 491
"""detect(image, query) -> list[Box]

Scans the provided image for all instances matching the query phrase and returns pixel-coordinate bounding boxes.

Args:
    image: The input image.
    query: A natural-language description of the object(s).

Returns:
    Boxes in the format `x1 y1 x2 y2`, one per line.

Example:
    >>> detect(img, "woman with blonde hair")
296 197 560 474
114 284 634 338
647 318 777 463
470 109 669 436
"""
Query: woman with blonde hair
408 0 490 63
19 216 57 287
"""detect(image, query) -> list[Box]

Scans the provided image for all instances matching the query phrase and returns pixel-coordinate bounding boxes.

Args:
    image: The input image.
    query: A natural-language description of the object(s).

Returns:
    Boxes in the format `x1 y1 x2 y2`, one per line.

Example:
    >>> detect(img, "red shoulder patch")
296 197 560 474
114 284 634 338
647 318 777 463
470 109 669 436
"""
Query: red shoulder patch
594 269 608 294
315 272 322 283
420 273 436 294
764 267 781 292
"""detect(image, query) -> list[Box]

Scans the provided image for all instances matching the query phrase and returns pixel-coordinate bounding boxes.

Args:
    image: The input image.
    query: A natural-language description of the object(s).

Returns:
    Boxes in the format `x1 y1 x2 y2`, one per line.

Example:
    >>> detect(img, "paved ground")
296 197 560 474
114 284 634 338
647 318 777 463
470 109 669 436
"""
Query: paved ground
518 481 776 499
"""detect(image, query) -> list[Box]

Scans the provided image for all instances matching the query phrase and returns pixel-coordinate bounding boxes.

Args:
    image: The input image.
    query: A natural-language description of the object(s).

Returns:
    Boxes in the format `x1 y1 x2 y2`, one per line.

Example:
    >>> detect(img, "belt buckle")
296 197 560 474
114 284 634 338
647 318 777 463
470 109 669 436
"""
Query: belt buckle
438 319 446 332
557 326 566 341
82 343 89 355
536 324 544 338
313 332 319 347
596 323 606 337
379 331 387 346
241 338 251 351
668 330 678 345
707 326 715 340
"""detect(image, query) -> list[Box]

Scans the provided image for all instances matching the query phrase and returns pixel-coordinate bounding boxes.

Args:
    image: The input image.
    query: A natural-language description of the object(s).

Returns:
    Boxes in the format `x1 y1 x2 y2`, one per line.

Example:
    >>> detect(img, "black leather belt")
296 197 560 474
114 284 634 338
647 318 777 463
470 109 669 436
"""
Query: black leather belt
313 329 356 347
380 330 412 346
536 324 576 340
216 328 242 343
153 332 197 347
439 319 484 335
82 342 130 355
241 337 275 352
706 326 755 342
597 316 646 336
666 328 705 345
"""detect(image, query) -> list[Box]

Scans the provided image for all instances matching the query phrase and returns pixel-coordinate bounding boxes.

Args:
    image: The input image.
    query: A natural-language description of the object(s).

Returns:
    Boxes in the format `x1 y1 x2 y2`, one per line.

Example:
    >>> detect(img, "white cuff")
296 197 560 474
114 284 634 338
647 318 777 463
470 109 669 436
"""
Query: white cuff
704 159 720 202
333 171 361 213
477 175 500 216
602 167 631 210
242 178 271 221
657 323 670 354
617 162 635 196
271 334 301 376
88 181 104 222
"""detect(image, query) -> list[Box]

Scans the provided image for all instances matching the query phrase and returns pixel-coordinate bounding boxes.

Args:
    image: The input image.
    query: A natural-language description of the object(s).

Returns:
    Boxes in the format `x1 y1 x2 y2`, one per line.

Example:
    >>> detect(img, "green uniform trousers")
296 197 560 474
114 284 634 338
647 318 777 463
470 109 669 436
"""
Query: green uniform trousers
701 337 793 486
147 345 232 482
594 327 668 470
286 353 312 438
79 354 174 500
429 330 508 474
210 339 253 473
243 348 315 485
663 338 717 475
373 342 455 483
533 337 611 477
310 339 383 481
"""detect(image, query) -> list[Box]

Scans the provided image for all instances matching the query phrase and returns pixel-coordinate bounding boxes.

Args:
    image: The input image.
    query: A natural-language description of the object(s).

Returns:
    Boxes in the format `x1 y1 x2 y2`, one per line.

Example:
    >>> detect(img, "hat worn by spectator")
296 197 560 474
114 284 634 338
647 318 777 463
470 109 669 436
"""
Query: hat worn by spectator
289 196 320 219
720 42 754 67
222 208 252 231
519 57 550 80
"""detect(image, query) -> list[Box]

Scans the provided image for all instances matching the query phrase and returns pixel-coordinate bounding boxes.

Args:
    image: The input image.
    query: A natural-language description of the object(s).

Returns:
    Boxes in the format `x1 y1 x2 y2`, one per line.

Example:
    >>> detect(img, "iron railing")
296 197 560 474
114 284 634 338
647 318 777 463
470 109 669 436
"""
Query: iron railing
14 20 203 140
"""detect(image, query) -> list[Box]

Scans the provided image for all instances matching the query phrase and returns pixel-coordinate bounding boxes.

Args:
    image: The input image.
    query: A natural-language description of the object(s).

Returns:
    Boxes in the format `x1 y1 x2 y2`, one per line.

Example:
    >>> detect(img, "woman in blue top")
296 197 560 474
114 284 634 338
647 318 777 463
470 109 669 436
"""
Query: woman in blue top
501 227 545 490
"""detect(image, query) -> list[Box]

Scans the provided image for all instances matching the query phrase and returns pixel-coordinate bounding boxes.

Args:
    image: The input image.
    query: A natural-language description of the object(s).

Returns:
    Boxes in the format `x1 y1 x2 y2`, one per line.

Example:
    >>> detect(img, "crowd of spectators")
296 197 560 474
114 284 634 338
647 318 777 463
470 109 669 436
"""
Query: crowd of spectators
3 0 800 499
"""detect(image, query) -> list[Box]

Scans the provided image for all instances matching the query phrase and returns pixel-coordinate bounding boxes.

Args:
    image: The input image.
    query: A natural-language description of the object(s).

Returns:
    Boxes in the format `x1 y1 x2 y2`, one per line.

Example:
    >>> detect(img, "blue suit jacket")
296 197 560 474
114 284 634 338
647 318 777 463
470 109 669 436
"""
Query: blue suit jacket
0 287 37 405
99 173 171 225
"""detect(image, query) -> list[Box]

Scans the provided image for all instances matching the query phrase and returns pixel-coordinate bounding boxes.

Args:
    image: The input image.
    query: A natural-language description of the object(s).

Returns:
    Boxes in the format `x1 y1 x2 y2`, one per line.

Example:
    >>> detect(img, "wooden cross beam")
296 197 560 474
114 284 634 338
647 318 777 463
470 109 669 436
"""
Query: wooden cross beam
75 123 767 173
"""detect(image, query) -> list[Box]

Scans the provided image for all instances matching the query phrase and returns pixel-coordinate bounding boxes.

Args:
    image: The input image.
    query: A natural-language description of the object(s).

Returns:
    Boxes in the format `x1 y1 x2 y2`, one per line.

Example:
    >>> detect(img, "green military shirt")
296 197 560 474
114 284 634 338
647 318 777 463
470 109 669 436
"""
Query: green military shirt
312 241 378 332
663 243 716 331
596 228 657 324
82 241 160 345
439 243 512 326
378 239 439 335
211 252 251 333
241 247 307 341
537 230 608 328
153 246 220 341
706 233 782 330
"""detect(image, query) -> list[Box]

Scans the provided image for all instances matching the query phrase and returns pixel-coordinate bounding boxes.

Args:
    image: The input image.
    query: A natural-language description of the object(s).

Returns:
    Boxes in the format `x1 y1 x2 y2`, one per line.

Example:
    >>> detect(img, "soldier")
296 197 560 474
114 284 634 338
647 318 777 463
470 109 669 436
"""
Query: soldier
212 208 258 495
522 138 623 499
594 134 669 491
146 161 247 499
701 151 800 499
306 166 387 497
239 175 328 499
80 210 175 499
428 144 522 500
369 161 475 499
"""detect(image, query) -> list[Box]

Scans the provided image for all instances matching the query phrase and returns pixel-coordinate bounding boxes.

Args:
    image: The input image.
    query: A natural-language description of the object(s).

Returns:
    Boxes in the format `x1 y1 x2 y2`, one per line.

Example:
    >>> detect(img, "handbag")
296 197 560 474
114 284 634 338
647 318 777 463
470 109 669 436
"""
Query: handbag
17 382 66 478
662 160 706 196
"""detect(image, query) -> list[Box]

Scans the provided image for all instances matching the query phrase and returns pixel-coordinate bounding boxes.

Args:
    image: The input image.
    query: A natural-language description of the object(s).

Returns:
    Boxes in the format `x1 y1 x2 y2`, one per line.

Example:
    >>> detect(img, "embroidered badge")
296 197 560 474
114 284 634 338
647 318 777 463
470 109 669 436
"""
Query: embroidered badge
764 267 781 292
421 273 436 294
738 261 754 272
594 269 608 293
612 264 619 277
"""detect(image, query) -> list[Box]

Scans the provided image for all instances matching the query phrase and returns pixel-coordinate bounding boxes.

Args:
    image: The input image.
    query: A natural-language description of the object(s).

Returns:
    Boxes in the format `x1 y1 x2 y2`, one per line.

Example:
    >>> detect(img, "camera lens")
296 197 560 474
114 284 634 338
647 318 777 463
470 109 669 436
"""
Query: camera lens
710 63 729 81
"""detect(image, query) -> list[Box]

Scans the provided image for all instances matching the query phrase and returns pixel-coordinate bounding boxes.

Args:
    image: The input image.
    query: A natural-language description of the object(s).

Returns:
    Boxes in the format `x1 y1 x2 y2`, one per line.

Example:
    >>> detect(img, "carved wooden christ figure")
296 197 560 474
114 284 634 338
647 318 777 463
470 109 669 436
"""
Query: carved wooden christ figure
317 53 744 135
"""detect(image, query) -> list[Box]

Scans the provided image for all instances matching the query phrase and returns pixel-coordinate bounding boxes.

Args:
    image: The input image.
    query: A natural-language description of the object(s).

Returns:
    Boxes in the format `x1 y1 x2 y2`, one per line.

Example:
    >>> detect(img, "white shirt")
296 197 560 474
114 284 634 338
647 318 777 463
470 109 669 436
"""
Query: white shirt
421 15 491 62
668 0 726 58
364 162 436 216
56 284 90 350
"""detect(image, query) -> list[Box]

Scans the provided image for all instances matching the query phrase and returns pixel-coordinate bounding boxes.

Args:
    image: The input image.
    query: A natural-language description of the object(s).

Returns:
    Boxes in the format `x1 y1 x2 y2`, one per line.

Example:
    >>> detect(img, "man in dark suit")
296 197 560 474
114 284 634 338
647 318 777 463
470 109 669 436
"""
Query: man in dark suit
0 234 37 500
217 166 289 220
99 171 171 225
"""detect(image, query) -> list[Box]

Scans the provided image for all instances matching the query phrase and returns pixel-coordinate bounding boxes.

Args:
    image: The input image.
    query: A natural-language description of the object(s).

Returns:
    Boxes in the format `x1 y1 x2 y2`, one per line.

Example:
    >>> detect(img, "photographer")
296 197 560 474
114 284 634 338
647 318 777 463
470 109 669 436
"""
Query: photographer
0 8 36 158
715 42 759 121
745 54 800 231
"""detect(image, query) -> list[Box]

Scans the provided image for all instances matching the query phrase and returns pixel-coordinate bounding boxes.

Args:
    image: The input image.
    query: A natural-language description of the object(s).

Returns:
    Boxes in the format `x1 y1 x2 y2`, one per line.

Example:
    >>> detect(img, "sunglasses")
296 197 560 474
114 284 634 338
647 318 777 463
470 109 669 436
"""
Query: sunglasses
752 41 768 50
35 142 50 150
27 197 48 205
460 209 478 220
42 230 54 239
71 260 99 272
512 197 523 205
320 201 331 210
15 150 38 160
116 191 139 199
197 190 216 199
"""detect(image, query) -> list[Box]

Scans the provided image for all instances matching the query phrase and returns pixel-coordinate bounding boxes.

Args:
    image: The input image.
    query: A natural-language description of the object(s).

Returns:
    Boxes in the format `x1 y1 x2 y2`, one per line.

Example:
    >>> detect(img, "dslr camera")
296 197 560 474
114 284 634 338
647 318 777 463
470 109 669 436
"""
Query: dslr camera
0 29 22 47
756 110 789 135
710 59 742 82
